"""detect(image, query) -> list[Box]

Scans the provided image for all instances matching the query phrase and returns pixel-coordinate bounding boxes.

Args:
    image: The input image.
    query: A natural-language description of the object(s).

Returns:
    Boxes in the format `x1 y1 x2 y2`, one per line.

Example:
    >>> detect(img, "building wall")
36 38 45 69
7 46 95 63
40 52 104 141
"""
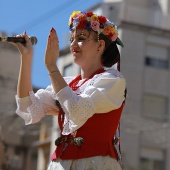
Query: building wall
120 22 170 169
118 1 170 169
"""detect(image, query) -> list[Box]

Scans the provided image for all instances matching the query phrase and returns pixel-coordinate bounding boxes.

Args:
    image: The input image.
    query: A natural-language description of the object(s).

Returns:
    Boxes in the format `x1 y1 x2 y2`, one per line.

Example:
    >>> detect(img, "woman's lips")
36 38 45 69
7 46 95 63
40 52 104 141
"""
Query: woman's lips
72 50 80 54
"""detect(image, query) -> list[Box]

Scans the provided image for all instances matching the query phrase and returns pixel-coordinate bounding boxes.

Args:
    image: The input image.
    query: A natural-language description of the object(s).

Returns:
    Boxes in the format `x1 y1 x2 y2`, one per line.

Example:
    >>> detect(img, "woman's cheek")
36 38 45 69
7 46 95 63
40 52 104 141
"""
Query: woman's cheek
78 42 83 46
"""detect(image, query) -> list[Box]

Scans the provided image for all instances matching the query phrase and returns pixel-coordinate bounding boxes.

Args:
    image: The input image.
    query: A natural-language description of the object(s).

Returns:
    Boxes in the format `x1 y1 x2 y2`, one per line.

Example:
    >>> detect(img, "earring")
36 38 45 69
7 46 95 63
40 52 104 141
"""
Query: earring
97 33 99 41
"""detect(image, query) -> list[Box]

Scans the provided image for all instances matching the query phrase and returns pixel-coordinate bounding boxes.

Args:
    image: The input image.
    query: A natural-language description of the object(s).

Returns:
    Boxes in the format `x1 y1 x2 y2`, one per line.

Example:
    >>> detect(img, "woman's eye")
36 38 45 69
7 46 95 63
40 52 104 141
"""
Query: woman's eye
70 36 86 43
78 37 86 41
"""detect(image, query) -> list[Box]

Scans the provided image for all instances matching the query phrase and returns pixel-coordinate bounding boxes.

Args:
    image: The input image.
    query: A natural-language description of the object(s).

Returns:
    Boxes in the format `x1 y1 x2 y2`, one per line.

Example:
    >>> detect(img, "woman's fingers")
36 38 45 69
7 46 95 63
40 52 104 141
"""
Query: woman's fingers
12 32 33 59
45 27 59 70
51 28 59 42
44 103 60 115
24 32 32 46
48 28 59 49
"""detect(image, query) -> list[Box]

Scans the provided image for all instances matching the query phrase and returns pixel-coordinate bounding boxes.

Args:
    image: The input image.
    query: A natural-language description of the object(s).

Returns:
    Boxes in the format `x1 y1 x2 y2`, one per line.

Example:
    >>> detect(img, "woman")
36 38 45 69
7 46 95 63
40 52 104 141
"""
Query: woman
14 11 126 170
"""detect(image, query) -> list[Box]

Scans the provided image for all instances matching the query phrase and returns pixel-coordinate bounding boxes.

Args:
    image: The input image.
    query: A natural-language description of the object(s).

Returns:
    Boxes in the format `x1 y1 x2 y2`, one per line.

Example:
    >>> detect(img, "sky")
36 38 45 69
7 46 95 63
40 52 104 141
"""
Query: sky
0 0 103 88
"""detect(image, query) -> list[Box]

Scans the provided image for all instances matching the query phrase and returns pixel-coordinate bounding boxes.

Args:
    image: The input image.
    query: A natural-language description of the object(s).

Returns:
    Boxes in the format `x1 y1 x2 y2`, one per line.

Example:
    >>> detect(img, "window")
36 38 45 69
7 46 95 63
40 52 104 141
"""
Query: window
140 147 166 170
63 63 73 77
145 57 169 69
140 158 165 170
145 44 169 69
143 94 168 121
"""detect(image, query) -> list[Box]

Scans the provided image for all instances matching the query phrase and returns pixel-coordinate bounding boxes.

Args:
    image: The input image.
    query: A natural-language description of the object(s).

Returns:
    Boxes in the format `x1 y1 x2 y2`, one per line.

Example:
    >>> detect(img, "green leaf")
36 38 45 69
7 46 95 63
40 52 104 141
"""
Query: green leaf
116 37 124 47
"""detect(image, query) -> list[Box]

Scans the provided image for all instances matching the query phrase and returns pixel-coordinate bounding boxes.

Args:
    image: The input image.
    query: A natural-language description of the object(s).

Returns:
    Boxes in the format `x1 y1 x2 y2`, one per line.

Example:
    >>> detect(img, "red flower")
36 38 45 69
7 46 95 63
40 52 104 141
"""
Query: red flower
98 16 107 24
78 20 88 28
86 12 94 17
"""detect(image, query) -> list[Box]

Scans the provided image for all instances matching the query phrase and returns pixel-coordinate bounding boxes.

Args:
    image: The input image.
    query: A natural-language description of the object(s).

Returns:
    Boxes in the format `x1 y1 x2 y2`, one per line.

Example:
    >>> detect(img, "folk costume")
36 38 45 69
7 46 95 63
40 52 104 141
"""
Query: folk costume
15 11 126 170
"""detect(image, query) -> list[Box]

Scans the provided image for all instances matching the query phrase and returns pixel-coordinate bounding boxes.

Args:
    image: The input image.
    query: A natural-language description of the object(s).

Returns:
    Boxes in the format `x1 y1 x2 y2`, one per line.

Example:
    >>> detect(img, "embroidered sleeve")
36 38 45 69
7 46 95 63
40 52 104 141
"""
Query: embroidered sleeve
53 69 126 135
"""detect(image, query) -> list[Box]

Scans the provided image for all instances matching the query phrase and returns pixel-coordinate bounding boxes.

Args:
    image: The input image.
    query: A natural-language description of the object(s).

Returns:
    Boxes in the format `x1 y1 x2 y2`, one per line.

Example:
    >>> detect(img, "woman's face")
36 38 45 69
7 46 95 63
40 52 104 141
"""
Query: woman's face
70 29 101 69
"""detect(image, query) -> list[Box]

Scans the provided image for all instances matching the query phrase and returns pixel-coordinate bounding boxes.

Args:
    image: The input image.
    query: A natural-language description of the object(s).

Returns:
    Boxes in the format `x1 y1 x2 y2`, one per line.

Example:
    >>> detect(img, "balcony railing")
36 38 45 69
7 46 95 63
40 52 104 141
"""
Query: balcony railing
119 2 170 31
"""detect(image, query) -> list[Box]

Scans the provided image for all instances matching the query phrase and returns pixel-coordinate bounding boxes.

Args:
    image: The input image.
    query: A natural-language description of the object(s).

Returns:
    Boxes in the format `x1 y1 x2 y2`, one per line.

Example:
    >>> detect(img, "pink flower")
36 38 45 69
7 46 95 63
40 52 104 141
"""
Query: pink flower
91 21 100 31
111 32 118 41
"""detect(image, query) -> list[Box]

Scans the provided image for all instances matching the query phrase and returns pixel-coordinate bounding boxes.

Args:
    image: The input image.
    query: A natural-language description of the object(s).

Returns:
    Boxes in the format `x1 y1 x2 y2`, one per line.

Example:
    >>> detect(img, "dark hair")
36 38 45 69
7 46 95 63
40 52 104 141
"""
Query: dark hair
99 33 120 68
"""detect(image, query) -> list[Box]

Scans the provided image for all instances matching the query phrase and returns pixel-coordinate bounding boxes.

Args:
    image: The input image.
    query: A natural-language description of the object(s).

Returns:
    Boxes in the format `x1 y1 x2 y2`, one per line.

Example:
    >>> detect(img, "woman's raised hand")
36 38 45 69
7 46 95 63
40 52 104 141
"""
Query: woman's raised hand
45 28 59 72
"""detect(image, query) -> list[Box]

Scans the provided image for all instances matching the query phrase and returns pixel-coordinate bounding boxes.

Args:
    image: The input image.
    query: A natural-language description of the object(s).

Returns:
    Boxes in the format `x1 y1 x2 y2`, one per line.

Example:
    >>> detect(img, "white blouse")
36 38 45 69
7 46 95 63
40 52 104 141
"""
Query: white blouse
15 68 126 135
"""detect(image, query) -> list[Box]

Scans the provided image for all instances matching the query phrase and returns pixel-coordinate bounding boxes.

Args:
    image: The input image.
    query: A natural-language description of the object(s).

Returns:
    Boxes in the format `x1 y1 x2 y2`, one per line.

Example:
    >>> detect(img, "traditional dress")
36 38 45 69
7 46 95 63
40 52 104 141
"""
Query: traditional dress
15 67 126 170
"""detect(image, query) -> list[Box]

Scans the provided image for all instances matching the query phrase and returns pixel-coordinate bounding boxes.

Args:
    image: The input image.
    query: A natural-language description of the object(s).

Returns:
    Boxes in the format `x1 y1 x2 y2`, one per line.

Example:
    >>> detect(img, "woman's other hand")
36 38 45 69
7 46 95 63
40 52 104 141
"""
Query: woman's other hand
44 103 60 115
45 28 59 72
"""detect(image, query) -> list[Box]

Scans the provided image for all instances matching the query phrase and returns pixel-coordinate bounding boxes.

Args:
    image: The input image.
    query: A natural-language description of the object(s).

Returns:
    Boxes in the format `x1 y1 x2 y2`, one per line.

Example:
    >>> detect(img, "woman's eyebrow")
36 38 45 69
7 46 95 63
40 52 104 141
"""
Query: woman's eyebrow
70 32 89 40
75 34 88 37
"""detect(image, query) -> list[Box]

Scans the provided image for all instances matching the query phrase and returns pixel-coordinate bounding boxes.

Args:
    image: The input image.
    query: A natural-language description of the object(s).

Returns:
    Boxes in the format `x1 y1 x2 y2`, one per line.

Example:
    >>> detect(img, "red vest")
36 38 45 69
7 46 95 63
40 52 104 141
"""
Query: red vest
51 68 125 160
51 102 124 160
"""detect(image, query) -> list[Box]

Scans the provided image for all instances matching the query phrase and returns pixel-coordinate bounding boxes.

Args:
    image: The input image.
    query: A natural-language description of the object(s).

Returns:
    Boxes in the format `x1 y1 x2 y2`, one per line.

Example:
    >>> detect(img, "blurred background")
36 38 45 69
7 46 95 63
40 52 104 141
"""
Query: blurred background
0 0 170 170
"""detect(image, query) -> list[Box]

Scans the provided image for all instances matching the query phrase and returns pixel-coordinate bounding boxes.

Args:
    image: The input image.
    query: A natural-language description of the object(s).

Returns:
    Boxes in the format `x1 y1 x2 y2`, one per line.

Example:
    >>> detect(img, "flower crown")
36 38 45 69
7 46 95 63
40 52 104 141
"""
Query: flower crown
68 11 124 47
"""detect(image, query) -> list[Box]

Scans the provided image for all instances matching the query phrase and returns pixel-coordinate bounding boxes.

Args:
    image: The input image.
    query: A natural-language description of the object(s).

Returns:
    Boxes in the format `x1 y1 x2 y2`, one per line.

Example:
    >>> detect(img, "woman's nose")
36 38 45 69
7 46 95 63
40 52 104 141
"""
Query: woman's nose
70 39 78 52
70 39 78 47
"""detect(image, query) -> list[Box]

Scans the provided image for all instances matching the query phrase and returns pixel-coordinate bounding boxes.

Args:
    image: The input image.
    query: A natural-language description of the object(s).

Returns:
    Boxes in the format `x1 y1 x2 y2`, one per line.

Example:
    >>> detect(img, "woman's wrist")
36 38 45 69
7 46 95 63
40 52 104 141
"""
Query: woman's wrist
47 66 58 74
20 55 33 65
48 69 60 76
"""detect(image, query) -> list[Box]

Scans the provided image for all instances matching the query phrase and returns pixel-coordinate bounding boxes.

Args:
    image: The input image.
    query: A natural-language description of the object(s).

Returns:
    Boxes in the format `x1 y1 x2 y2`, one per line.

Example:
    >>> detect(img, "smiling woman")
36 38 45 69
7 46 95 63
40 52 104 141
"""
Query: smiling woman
69 29 104 71
12 10 126 170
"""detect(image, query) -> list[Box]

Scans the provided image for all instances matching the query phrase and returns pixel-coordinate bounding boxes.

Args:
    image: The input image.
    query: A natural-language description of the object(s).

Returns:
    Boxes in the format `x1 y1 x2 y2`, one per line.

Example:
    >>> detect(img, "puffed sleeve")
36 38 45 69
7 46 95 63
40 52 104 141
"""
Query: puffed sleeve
53 69 126 135
15 77 74 125
15 86 57 125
